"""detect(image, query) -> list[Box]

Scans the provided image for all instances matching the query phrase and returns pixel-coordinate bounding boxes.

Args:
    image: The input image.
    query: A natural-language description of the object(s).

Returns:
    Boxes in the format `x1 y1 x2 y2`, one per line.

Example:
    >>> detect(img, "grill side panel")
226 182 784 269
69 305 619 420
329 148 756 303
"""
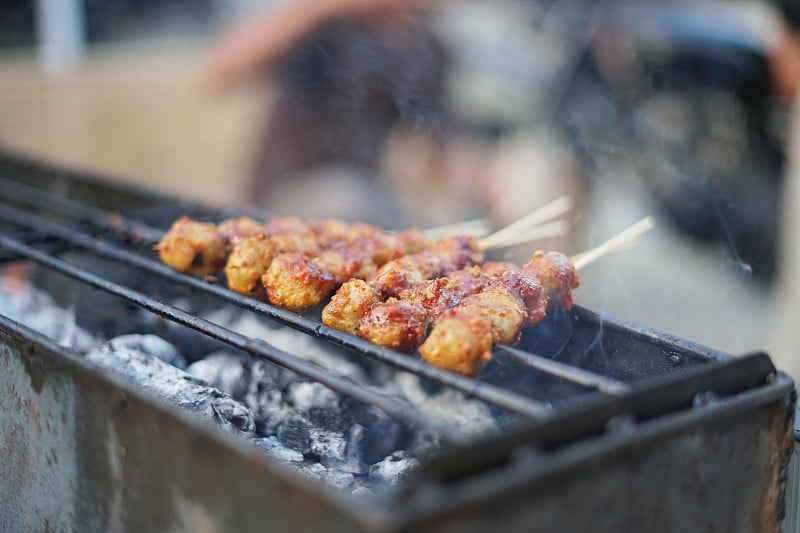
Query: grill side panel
0 323 377 533
400 383 795 533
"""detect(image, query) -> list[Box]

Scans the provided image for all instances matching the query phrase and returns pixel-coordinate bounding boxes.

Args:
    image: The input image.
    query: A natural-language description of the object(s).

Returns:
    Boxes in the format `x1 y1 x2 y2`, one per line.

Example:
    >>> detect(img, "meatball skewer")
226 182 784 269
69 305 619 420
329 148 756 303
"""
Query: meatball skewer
156 214 430 277
270 235 483 312
355 263 510 352
419 217 655 376
357 252 570 355
418 252 577 376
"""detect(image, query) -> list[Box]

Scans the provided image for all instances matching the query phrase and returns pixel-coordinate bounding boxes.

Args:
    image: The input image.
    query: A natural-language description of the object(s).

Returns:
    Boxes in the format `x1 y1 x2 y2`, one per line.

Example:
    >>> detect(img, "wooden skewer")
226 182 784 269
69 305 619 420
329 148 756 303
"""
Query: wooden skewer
478 195 574 250
572 216 655 271
479 220 569 250
571 239 639 266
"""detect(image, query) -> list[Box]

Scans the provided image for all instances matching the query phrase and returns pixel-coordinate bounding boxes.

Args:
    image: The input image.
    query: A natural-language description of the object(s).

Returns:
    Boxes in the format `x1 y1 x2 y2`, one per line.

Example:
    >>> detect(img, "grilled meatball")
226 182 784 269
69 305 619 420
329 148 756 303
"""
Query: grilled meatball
225 232 320 296
522 251 580 310
315 248 377 284
481 261 518 277
358 298 429 352
321 279 383 334
417 269 550 376
398 265 486 320
457 290 527 346
225 235 279 296
369 235 483 297
217 216 266 245
264 216 312 236
309 218 353 248
419 308 494 377
156 216 228 276
263 252 336 312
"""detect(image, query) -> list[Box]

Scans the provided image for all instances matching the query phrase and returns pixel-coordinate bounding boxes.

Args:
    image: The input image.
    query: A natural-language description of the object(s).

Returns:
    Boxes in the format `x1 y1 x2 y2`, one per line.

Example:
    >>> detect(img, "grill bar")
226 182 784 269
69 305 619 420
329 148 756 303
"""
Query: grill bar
0 233 472 442
496 346 632 395
0 175 164 243
0 203 554 419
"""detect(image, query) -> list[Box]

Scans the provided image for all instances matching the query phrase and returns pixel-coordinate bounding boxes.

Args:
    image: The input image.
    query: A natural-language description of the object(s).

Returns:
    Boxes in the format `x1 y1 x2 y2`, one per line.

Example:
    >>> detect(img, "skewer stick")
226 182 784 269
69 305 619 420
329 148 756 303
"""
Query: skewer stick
571 239 639 266
572 216 655 271
478 220 569 250
478 195 574 250
422 218 492 240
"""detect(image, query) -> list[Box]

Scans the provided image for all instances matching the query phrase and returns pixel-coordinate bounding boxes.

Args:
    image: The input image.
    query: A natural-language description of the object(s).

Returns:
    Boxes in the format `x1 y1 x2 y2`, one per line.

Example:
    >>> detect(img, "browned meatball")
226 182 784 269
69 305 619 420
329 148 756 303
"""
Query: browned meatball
315 248 377 284
156 216 228 276
368 236 482 297
458 291 527 346
263 252 336 312
263 216 312 236
217 216 266 245
224 231 320 296
522 251 580 310
481 261 518 277
369 254 431 297
308 218 353 248
486 271 549 325
358 298 429 352
398 265 486 320
321 279 383 334
419 308 494 377
224 235 279 296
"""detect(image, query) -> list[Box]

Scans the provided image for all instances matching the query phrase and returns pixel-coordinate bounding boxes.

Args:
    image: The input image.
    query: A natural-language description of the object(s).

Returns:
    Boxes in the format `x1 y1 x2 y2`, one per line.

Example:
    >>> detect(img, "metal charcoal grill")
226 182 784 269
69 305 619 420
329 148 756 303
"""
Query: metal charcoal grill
0 151 794 532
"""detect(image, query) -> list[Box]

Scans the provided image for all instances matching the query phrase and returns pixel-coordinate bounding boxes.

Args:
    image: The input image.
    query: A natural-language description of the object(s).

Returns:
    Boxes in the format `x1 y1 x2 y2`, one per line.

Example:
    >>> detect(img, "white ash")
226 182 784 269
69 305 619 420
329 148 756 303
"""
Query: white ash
369 451 420 486
288 382 339 411
206 309 367 382
310 428 349 467
108 334 187 368
392 372 500 436
0 280 98 352
86 339 255 437
244 360 288 422
298 463 358 492
253 436 305 463
186 351 250 398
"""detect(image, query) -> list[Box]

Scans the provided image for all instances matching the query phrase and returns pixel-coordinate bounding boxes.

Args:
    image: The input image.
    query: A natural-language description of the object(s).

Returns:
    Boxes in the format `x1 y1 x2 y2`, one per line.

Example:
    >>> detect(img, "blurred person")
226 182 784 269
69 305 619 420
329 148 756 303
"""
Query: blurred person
206 0 586 239
207 0 450 226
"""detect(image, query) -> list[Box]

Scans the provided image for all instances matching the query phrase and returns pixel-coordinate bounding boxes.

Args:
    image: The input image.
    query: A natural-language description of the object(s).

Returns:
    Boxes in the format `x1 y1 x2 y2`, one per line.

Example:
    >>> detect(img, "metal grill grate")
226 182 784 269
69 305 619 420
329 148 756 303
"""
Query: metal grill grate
0 153 751 430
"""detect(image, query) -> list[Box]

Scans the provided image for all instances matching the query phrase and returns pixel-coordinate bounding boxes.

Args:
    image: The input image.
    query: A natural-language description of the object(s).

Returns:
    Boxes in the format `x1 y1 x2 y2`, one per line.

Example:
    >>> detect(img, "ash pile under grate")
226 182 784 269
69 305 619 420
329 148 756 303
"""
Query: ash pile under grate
0 274 501 496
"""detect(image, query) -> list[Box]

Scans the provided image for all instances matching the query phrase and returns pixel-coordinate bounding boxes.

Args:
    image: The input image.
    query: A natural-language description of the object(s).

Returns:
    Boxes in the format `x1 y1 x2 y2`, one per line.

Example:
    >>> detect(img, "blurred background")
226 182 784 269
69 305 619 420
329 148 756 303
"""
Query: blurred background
1 0 798 375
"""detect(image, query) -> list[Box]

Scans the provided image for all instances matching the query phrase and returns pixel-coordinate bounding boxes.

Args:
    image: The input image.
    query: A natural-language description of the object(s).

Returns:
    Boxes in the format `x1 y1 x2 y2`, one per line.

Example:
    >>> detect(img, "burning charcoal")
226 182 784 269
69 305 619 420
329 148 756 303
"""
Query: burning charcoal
287 382 339 411
86 341 255 436
407 431 442 460
351 486 373 499
309 429 350 467
0 281 97 352
253 436 304 463
347 421 404 465
307 407 349 433
244 360 287 422
297 463 356 491
368 451 420 486
107 334 187 368
186 351 250 399
266 415 313 454
394 372 499 436
219 314 367 382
